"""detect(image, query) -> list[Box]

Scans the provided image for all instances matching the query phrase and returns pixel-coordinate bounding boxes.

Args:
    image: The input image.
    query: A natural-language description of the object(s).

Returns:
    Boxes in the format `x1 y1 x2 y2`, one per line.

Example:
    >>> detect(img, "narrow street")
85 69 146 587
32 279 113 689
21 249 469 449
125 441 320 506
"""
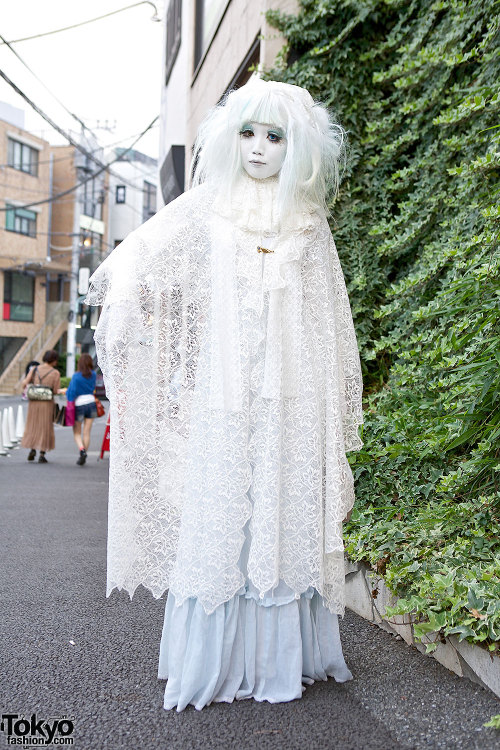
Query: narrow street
1 395 498 750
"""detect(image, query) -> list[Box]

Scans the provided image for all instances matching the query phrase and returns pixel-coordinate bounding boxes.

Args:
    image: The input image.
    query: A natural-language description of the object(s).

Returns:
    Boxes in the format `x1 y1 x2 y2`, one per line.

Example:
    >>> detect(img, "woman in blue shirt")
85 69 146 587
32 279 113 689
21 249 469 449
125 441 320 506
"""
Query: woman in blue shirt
66 353 97 465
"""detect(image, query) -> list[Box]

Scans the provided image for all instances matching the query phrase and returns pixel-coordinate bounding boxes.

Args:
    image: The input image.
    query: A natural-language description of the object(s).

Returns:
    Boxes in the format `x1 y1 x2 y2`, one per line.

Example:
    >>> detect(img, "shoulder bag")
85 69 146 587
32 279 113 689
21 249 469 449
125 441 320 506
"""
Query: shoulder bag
94 396 105 418
27 367 54 401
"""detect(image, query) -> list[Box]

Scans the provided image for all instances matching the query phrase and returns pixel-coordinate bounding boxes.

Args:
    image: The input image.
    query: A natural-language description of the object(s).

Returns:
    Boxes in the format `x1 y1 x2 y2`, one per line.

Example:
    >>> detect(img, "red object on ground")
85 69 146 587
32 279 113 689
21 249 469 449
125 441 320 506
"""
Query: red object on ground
100 414 110 459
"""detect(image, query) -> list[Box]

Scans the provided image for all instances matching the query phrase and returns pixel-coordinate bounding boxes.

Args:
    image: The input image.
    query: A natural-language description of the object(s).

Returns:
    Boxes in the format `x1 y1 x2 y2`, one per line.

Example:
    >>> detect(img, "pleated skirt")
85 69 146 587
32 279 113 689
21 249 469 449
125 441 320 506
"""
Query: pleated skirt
157 522 352 712
21 400 55 452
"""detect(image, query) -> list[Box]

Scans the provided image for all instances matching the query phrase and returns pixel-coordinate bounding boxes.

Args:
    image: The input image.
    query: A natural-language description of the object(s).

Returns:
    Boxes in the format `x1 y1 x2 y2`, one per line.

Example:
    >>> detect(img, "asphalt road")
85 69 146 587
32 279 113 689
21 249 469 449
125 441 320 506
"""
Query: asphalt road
1 395 499 750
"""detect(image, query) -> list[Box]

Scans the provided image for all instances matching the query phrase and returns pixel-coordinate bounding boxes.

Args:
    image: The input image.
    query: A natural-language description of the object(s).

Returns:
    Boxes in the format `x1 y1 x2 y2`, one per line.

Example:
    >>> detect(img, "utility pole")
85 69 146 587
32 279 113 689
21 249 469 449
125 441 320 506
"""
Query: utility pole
67 176 82 378
46 153 53 263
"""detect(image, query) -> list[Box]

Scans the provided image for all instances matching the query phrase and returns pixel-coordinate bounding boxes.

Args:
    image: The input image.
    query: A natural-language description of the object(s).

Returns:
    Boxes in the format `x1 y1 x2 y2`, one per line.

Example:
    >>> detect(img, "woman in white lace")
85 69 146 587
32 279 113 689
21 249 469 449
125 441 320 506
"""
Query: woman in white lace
86 78 364 711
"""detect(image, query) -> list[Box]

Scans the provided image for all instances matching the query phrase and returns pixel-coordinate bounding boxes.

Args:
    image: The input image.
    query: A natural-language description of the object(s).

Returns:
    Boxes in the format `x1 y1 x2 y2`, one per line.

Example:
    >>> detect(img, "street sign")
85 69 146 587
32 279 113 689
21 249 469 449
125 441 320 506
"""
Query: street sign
78 267 90 295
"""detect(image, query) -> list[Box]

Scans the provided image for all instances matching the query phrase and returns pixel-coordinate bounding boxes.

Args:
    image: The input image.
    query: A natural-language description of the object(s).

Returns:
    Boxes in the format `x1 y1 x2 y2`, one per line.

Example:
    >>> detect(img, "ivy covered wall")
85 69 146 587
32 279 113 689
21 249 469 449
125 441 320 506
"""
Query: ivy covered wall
266 0 499 647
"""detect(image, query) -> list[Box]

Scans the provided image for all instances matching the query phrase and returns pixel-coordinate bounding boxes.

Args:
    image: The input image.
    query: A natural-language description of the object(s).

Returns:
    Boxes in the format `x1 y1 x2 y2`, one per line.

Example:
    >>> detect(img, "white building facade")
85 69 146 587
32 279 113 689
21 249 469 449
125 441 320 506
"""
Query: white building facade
158 0 298 207
107 148 158 250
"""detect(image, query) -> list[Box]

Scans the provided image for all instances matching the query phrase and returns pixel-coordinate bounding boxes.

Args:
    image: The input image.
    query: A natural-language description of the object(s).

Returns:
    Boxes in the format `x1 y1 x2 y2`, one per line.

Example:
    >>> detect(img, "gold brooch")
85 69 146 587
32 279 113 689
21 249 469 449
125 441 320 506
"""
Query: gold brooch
257 246 274 254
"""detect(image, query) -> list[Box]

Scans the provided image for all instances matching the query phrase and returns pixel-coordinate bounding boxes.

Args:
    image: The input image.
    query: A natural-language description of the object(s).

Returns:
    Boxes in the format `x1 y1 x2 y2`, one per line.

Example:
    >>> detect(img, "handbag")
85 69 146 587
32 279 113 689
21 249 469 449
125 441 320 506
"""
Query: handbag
53 403 66 425
27 367 53 401
94 396 105 418
65 400 76 427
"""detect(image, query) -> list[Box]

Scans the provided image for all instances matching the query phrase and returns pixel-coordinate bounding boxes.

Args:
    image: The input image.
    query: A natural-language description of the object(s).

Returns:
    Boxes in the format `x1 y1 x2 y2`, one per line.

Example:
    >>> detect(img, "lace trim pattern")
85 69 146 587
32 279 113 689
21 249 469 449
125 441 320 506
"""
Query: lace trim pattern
86 180 363 615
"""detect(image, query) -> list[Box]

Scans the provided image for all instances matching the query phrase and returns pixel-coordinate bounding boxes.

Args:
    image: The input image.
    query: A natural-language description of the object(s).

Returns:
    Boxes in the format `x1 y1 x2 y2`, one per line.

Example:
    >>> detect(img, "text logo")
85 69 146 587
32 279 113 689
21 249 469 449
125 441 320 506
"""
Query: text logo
0 714 75 746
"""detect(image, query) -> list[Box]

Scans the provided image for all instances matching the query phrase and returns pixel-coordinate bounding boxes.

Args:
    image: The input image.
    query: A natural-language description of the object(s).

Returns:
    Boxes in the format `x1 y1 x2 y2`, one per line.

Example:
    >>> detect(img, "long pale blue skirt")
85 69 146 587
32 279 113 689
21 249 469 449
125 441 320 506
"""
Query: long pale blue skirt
158 521 352 711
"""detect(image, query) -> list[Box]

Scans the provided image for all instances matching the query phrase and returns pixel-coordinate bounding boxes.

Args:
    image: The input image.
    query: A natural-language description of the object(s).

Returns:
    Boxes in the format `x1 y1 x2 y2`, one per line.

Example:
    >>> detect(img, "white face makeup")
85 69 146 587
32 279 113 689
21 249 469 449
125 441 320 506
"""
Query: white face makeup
239 121 287 179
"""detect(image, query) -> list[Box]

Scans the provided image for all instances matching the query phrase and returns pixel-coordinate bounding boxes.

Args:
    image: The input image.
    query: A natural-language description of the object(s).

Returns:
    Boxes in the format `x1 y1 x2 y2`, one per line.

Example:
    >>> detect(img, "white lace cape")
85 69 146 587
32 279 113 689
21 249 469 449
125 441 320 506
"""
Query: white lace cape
86 176 364 616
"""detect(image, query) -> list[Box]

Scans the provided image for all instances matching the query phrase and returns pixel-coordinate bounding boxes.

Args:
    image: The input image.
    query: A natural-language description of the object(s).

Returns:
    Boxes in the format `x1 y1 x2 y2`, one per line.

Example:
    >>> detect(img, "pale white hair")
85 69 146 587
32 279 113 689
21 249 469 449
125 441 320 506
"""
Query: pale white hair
190 77 346 223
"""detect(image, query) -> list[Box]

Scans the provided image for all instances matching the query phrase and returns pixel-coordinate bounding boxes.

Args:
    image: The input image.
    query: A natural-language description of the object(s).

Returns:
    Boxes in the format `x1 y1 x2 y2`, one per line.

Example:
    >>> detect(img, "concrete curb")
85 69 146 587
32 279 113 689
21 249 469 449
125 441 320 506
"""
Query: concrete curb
345 558 500 698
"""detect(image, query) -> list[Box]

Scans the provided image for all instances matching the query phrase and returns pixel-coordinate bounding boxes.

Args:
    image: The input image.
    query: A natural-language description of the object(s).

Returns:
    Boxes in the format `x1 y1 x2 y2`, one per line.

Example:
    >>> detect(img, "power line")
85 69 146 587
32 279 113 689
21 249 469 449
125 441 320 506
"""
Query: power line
0 3 161 45
1 29 160 173
0 67 104 163
0 33 89 133
0 114 159 211
0 169 83 195
0 159 158 212
0 67 159 215
0 225 120 253
0 67 159 198
0 180 78 196
0 159 158 196
0 125 159 169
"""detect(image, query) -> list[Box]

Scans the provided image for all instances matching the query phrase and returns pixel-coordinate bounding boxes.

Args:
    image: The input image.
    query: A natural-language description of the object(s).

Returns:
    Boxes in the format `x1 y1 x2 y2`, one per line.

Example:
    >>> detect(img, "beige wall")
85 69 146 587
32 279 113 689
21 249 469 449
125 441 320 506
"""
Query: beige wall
0 119 51 340
50 145 75 273
51 145 109 264
0 122 110 379
0 120 51 266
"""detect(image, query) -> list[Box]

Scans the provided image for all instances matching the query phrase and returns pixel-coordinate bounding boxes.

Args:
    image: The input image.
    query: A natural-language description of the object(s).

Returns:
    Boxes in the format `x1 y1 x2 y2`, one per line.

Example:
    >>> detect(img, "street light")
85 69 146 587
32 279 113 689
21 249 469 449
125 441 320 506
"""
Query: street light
0 2 162 46
145 1 162 22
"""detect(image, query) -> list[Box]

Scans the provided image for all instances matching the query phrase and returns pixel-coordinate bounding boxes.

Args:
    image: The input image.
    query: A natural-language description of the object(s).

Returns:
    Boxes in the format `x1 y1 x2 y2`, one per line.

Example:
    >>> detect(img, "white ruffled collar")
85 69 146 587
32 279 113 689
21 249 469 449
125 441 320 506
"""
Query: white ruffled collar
211 172 319 234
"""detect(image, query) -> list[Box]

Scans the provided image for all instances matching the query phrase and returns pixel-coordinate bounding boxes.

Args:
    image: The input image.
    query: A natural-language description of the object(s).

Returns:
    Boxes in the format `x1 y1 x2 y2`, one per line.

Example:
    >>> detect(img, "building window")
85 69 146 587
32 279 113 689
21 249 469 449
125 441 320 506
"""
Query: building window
165 0 182 84
3 271 35 322
7 138 39 176
82 178 104 219
115 185 126 204
79 231 103 274
194 0 227 70
225 37 261 92
143 181 157 222
5 204 37 237
160 145 185 205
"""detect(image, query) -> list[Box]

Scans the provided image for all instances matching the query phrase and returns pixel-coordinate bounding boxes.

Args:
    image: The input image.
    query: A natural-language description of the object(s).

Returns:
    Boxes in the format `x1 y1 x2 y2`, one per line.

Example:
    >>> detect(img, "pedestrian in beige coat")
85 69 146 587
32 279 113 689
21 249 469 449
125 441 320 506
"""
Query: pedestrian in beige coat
21 349 66 463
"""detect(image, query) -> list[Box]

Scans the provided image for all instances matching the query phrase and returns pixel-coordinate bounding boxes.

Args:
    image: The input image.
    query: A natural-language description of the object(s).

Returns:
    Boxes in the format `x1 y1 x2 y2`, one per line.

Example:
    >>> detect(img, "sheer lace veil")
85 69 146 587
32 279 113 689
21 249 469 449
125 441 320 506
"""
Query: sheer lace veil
85 78 363 614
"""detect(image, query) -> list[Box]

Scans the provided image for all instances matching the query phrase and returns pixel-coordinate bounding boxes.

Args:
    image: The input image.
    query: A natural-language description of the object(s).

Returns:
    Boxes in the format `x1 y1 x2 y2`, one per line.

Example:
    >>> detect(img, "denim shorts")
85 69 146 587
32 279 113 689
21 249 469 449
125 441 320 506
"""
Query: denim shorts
75 402 98 422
